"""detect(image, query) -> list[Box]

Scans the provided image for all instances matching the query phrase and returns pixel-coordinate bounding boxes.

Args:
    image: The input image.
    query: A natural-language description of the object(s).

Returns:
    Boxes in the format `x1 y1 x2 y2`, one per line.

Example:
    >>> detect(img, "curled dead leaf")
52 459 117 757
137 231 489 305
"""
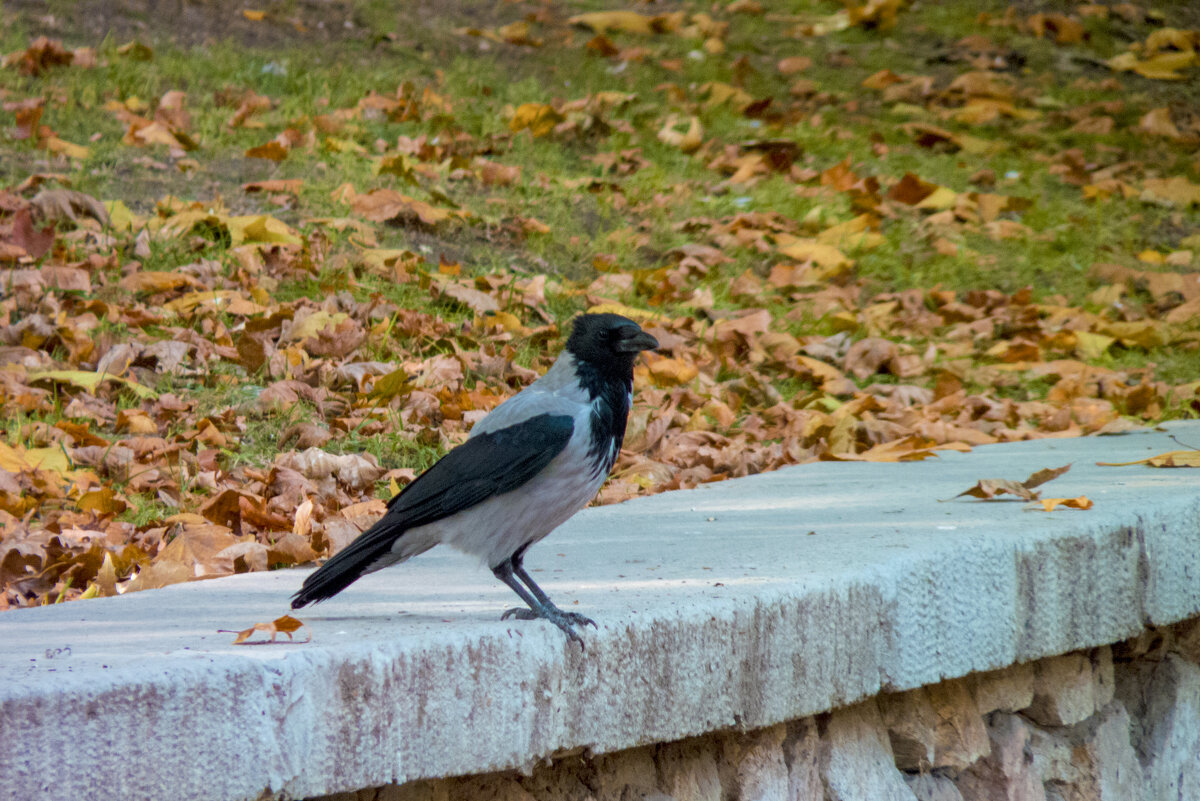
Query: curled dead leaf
1037 496 1093 512
657 115 703 153
226 614 310 645
1098 450 1200 468
951 463 1071 501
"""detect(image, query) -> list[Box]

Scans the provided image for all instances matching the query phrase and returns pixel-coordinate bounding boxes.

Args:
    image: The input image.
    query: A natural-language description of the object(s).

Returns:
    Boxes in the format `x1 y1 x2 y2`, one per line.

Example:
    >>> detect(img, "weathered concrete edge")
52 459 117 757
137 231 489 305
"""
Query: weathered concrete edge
280 494 1200 798
6 496 1199 801
5 431 1200 801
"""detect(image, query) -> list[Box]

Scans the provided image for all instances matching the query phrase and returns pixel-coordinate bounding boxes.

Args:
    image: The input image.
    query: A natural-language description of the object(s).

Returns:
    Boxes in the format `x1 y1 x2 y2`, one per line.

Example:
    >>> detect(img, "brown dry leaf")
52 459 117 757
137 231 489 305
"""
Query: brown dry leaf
888 173 938 205
293 498 314 538
1141 177 1200 207
844 337 898 380
275 448 385 492
657 115 703 153
243 179 304 194
953 463 1071 501
4 36 76 75
568 11 657 35
509 103 564 137
1026 13 1086 44
280 423 333 449
76 488 127 516
28 369 157 399
123 559 192 593
1108 50 1198 80
777 56 812 75
268 531 318 566
119 270 202 294
647 356 698 387
228 614 311 645
438 281 500 314
1098 450 1200 468
350 189 455 226
199 489 249 529
30 188 110 227
1138 108 1182 140
115 409 158 435
478 160 521 186
6 207 54 259
822 435 952 462
245 140 289 161
1038 496 1093 511
775 236 852 270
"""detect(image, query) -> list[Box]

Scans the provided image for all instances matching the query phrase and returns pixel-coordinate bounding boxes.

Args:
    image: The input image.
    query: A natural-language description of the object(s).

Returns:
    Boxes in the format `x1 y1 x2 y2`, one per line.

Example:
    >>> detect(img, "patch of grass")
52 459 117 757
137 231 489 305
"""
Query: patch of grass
118 493 175 527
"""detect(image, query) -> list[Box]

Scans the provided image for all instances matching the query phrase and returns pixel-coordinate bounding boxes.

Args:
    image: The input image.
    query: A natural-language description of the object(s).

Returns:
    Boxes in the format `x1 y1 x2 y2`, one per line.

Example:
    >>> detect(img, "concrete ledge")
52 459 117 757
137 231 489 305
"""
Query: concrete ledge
3 422 1200 801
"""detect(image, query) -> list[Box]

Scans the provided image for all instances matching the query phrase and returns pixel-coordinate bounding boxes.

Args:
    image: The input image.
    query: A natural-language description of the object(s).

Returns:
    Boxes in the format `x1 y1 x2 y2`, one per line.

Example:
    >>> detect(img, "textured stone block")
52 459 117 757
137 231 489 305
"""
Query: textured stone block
1115 654 1200 801
905 773 964 801
592 746 659 801
783 718 822 801
1024 648 1113 727
927 681 989 770
955 713 1047 801
656 738 721 801
820 700 919 801
880 680 987 771
1171 618 1200 665
879 689 939 771
1027 701 1143 801
970 663 1035 715
717 724 788 801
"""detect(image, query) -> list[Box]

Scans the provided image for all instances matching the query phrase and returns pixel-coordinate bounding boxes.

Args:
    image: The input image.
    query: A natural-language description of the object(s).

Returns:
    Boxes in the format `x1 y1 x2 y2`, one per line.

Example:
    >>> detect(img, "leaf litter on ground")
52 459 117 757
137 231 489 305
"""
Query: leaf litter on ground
0 0 1197 608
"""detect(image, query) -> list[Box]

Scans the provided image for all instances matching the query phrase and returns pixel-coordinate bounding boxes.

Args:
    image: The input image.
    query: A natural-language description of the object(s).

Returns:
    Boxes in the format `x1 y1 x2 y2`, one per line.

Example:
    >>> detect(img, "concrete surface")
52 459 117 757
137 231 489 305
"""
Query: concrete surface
3 422 1200 801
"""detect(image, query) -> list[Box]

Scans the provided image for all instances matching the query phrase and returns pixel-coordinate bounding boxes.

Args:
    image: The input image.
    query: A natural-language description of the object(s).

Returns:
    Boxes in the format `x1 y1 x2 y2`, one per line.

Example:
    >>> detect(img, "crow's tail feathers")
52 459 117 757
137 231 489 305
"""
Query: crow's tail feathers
290 516 405 609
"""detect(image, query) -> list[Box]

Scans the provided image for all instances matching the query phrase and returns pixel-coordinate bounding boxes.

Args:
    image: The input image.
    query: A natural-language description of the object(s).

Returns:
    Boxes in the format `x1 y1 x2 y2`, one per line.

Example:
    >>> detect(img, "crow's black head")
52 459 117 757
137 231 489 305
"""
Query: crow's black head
565 313 659 369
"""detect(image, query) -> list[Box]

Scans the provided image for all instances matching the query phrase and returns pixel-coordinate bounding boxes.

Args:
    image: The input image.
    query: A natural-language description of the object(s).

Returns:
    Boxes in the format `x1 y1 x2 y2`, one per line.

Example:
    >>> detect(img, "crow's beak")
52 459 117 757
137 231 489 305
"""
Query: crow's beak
615 329 660 353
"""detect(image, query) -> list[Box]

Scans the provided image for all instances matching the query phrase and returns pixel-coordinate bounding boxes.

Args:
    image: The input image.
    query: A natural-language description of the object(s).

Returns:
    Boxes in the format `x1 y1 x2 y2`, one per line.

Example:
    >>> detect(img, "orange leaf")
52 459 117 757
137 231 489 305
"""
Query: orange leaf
509 103 563 137
227 614 310 645
1039 496 1093 512
647 357 699 387
245 141 289 161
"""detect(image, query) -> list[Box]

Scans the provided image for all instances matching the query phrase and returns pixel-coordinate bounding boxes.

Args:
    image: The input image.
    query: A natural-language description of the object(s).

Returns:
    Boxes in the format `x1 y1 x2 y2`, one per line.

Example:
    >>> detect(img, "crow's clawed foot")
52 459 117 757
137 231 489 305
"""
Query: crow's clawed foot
501 604 596 646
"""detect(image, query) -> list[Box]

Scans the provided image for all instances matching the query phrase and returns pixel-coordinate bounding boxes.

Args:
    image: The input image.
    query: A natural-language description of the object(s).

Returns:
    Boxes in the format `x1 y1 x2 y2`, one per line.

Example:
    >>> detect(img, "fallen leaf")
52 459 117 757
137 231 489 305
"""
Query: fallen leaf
509 103 564 137
28 370 157 399
1038 496 1093 511
568 11 657 35
227 614 310 644
657 115 703 153
1141 177 1200 207
952 463 1071 501
1138 108 1182 139
1098 450 1200 468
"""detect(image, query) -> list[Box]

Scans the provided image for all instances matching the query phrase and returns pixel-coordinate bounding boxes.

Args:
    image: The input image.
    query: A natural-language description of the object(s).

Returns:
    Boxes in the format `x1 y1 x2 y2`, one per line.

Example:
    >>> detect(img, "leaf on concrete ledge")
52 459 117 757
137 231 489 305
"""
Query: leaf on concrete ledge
1037 496 1093 512
950 463 1071 501
1098 450 1200 468
225 614 310 645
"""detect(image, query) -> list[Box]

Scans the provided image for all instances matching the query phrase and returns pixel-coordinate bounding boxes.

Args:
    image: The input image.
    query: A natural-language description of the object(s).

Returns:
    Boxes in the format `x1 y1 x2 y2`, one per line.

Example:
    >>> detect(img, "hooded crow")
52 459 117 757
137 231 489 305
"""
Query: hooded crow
290 313 659 643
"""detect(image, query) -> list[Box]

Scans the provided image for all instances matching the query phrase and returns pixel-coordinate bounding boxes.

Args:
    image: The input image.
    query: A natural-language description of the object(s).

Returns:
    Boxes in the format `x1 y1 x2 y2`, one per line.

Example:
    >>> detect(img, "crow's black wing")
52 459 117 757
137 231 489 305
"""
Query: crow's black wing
386 412 575 524
291 413 574 607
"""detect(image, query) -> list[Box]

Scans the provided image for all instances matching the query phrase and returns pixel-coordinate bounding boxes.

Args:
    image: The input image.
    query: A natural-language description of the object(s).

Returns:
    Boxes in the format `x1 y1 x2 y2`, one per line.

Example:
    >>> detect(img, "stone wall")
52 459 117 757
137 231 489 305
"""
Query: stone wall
315 619 1200 801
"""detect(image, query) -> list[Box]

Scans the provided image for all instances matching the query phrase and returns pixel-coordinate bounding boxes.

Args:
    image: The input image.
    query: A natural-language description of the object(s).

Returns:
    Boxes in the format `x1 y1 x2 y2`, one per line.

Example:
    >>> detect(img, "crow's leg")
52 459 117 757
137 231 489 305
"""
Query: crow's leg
508 550 595 629
492 555 592 643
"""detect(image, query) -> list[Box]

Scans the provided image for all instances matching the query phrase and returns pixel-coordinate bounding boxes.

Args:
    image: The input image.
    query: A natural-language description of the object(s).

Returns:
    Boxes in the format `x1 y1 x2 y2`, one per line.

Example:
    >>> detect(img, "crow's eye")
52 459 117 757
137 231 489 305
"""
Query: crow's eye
597 328 611 340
